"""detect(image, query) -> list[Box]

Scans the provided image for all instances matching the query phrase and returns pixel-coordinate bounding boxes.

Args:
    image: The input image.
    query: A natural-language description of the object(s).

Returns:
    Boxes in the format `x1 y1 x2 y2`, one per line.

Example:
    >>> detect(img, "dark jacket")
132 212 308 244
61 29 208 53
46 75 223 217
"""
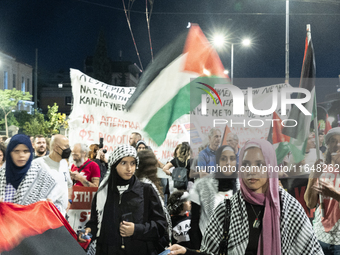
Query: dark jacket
86 177 167 255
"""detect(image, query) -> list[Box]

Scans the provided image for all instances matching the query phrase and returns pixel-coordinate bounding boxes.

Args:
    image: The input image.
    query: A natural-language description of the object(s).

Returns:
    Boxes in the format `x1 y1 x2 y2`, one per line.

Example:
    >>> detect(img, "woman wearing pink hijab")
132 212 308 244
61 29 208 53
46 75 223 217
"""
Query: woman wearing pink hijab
168 139 323 255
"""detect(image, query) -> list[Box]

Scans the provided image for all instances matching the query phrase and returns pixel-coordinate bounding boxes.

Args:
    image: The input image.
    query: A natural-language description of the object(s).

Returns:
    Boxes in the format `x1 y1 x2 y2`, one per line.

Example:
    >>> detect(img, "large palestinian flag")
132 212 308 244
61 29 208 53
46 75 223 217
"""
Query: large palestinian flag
126 24 226 146
0 201 86 255
280 28 317 163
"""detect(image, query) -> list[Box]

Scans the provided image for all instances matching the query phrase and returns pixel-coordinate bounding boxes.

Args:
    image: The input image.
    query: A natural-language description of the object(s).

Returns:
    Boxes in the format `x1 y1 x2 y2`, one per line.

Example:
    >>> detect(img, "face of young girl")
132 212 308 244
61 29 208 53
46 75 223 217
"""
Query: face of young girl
11 144 31 167
241 147 268 194
116 156 136 180
218 149 237 176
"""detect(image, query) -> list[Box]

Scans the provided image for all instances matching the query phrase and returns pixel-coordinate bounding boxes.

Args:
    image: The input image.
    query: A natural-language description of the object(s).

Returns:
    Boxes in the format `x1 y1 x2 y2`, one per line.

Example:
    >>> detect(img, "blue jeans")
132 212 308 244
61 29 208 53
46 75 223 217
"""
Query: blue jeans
319 240 340 255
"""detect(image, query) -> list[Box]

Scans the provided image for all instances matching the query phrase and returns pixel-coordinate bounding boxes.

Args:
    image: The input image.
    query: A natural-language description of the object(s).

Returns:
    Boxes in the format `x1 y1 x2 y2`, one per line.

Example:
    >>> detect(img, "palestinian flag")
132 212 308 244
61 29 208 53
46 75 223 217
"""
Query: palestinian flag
0 201 86 255
126 24 226 146
281 28 317 163
267 111 306 164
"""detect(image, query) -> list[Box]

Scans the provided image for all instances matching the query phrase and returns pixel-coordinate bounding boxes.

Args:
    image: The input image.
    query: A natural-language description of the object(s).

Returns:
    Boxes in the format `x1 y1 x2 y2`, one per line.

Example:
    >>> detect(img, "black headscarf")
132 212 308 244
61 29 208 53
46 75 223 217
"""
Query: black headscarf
215 145 237 192
6 134 34 189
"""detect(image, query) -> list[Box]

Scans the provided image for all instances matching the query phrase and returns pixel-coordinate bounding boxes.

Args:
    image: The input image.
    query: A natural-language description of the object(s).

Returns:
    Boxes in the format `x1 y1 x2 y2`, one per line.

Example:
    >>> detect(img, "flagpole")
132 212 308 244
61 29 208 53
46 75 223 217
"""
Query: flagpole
307 24 324 217
285 0 289 84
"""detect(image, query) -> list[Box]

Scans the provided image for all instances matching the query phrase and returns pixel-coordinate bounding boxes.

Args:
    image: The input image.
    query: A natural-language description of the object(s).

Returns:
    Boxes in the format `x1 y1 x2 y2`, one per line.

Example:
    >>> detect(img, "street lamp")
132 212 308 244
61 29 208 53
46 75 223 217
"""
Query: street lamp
212 35 252 84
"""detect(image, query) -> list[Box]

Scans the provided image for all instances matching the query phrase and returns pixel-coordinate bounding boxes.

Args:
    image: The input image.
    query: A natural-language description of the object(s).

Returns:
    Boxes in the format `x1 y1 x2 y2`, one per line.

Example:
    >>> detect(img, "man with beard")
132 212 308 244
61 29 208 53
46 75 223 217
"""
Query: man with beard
129 132 142 148
70 143 100 187
33 134 73 217
33 135 49 158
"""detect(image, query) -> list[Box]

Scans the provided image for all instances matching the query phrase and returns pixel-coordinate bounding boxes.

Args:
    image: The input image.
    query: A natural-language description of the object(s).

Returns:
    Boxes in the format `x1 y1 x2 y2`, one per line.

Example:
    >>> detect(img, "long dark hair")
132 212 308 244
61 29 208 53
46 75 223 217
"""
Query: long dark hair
0 143 6 162
136 150 163 198
168 190 186 216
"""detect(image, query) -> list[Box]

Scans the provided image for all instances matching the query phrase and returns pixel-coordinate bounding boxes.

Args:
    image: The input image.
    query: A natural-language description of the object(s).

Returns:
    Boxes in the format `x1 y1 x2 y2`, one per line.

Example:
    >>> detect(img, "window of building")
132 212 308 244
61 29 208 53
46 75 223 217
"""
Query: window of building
27 78 30 92
13 74 16 89
21 77 25 92
65 96 72 106
3 71 8 89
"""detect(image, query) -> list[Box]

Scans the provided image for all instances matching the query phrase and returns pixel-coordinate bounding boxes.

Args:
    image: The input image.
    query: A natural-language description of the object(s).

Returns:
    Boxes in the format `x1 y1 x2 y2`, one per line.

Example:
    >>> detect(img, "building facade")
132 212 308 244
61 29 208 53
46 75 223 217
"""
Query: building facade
0 51 34 113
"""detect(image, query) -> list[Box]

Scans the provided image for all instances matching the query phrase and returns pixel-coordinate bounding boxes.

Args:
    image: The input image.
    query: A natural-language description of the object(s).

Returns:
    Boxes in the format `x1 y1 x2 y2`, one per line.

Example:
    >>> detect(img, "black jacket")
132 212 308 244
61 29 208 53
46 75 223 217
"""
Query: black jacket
86 177 166 255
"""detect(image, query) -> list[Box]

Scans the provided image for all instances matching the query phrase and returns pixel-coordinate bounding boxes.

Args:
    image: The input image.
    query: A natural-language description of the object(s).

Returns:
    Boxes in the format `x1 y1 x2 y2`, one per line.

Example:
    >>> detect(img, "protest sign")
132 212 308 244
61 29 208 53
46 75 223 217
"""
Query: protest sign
68 69 190 162
190 82 292 150
68 186 98 231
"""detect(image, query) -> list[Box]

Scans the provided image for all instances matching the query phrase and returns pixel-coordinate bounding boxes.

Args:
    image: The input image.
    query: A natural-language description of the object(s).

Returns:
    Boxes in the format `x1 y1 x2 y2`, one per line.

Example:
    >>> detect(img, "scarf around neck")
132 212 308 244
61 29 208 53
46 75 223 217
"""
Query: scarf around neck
239 139 281 255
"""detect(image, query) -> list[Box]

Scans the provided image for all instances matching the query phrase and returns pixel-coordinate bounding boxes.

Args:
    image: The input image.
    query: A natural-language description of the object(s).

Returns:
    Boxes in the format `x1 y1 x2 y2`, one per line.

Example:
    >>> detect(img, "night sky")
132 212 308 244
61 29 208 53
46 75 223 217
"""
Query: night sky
1 0 339 101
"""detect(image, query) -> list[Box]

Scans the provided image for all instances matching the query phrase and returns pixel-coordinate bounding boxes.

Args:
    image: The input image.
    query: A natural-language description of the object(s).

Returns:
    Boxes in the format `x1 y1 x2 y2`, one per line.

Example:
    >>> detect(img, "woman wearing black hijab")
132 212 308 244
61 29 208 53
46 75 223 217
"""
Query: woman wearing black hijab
188 145 238 249
81 145 167 255
0 134 56 204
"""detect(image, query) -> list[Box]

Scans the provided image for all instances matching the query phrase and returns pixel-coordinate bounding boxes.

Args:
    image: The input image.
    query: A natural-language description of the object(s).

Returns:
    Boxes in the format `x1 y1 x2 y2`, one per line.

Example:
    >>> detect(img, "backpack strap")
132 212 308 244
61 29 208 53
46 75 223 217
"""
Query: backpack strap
78 160 92 173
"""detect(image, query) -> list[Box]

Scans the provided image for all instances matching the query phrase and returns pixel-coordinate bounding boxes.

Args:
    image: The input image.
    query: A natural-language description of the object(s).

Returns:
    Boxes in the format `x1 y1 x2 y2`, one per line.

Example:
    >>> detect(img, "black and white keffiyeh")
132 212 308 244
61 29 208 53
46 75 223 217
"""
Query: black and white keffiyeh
200 187 323 255
0 162 56 205
107 144 139 170
96 145 139 238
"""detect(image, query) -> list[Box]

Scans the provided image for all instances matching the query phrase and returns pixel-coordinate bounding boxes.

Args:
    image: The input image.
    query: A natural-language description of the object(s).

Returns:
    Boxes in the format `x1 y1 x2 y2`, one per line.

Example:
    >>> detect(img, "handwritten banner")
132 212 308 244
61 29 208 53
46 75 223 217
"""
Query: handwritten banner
190 83 292 151
68 69 190 161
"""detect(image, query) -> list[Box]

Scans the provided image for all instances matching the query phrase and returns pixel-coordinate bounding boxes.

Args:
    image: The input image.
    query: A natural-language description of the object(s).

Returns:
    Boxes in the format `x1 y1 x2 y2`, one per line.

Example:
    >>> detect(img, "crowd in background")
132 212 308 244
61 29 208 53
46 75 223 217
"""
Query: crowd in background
1 127 340 255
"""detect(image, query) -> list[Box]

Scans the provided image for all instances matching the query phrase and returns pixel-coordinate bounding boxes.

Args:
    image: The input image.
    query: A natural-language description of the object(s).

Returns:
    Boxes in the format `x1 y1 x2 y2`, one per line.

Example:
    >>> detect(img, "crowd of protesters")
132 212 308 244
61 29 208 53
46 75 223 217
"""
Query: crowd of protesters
1 127 340 255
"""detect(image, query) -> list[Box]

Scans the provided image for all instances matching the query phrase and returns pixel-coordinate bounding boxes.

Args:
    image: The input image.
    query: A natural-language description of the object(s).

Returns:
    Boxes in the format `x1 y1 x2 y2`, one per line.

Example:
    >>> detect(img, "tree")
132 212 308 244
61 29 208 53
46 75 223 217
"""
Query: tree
45 103 68 135
0 89 32 136
23 103 68 136
23 112 46 136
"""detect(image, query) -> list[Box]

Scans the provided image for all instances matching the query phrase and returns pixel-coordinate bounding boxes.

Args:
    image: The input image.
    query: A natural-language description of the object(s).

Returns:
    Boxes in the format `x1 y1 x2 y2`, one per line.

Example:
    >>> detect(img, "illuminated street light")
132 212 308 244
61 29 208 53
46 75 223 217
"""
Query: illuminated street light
224 70 229 75
212 34 226 49
242 38 251 46
211 33 251 84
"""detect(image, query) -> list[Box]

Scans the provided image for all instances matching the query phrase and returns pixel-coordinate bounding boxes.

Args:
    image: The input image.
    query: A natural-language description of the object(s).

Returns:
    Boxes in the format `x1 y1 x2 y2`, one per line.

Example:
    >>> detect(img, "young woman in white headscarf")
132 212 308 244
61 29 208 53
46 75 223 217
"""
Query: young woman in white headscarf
168 139 323 255
80 145 167 255
188 145 238 250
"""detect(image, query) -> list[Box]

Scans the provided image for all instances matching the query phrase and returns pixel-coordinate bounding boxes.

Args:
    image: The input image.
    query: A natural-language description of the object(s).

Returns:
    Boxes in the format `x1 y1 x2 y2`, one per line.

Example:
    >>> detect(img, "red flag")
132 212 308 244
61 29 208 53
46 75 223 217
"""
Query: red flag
221 124 232 146
325 114 332 134
268 112 290 144
0 201 86 254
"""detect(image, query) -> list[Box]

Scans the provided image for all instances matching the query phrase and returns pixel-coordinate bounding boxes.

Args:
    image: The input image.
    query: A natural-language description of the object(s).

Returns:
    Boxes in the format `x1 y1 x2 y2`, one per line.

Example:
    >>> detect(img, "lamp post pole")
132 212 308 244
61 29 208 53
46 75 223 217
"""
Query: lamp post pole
231 43 234 85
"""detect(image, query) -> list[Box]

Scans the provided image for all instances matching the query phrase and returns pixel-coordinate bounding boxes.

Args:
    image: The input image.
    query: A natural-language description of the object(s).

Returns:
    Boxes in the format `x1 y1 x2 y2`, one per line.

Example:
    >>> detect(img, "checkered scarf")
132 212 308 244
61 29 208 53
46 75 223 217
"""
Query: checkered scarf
0 162 56 205
96 145 139 237
200 188 323 255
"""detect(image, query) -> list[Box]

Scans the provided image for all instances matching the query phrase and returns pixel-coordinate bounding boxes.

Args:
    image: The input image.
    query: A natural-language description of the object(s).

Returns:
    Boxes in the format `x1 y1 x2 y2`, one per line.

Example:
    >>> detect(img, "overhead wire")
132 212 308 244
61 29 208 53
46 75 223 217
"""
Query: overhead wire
146 0 154 62
75 0 340 14
121 0 144 71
